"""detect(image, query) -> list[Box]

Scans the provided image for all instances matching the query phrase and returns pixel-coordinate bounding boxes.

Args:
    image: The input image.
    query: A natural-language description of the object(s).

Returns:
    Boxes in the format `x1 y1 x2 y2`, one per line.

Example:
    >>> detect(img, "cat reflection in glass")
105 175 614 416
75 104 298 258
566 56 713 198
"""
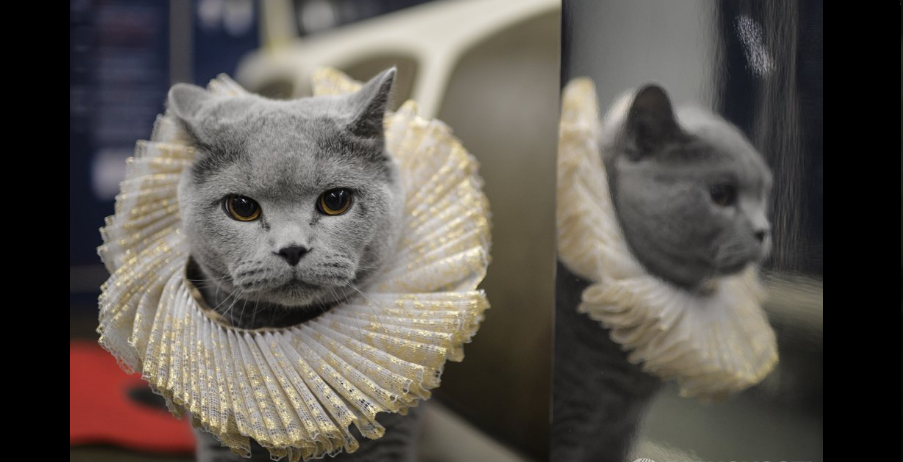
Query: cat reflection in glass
606 85 772 288
554 80 777 462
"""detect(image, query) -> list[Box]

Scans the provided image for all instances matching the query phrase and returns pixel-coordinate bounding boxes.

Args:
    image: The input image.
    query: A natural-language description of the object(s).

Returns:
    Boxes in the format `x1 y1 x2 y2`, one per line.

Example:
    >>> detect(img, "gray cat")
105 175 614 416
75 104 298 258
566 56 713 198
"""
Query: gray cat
552 85 772 462
168 68 418 461
603 84 772 289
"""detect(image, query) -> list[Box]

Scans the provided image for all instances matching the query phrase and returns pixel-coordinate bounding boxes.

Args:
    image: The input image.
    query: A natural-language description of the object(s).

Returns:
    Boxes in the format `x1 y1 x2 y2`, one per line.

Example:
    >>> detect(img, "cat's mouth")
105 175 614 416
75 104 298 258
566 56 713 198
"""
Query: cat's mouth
230 267 356 298
279 271 355 290
711 242 764 277
714 260 750 276
280 276 321 291
269 274 359 307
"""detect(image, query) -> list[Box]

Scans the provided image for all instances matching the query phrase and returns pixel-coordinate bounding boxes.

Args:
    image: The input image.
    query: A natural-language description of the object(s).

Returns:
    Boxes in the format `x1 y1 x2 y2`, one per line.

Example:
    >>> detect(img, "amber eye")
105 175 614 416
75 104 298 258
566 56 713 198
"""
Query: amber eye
317 188 353 216
224 195 261 221
709 184 737 207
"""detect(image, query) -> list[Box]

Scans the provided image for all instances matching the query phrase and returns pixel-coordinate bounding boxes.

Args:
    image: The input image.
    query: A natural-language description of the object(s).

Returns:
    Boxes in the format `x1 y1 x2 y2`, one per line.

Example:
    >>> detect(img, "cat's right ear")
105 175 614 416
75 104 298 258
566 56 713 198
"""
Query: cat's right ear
347 68 396 139
167 83 213 125
624 84 680 158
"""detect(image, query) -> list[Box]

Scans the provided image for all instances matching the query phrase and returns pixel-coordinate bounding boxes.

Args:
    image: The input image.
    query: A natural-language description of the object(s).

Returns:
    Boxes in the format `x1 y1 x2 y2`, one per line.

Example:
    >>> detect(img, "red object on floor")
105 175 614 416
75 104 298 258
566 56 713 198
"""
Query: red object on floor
69 340 195 453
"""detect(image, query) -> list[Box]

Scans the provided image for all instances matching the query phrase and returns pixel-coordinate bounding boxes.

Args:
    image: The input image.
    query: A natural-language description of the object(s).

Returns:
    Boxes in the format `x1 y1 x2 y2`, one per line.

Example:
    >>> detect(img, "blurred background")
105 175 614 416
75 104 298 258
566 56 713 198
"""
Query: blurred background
72 2 823 461
560 0 822 461
70 0 558 461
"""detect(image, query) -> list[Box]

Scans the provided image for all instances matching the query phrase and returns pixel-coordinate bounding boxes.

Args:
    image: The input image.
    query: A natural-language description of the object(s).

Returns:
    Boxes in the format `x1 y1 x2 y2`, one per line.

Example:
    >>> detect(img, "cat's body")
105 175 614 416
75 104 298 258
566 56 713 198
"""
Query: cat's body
551 262 661 462
192 410 422 462
167 69 421 461
552 85 772 461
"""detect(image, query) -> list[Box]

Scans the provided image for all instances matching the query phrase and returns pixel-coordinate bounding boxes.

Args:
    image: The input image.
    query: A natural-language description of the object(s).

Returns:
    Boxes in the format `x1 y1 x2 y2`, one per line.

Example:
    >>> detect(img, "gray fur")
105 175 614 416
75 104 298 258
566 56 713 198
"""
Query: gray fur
552 263 660 462
169 68 415 461
170 68 404 327
603 85 773 288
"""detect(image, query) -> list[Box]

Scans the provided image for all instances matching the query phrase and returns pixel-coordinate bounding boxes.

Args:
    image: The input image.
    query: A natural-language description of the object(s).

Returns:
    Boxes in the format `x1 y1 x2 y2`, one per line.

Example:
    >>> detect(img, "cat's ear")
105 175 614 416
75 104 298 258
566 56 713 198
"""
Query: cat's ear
624 84 680 156
167 83 214 125
347 68 396 139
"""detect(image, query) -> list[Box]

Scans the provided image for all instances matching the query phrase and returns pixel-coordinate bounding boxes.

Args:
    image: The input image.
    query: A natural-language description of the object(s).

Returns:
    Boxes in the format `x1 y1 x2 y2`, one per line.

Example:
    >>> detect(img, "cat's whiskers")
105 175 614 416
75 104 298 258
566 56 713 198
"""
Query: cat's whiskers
188 271 229 289
220 288 246 326
248 292 262 328
347 282 382 308
210 286 239 312
238 294 251 328
212 272 230 301
344 282 388 344
190 273 233 312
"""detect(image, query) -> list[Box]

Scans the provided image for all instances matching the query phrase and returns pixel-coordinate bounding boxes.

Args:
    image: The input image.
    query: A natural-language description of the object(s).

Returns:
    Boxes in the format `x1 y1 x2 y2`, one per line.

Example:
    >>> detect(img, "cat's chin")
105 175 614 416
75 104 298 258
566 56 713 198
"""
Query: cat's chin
714 260 753 277
210 282 356 329
264 278 356 309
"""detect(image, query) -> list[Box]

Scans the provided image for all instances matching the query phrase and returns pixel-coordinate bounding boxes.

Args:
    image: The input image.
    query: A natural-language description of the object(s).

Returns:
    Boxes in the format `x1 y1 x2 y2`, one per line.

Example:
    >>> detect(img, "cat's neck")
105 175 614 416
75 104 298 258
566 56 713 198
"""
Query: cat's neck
187 257 344 330
552 261 662 462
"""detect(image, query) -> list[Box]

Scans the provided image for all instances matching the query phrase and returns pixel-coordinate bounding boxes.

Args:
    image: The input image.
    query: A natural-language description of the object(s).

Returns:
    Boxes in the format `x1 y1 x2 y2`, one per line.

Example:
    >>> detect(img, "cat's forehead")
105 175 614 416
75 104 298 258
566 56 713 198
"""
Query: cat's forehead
212 144 385 202
193 95 389 200
211 95 352 141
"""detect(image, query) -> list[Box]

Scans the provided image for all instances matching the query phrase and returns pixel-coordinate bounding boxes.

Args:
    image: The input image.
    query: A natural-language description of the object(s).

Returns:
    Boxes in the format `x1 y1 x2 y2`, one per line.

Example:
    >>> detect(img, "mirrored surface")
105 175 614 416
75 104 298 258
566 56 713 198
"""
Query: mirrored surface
553 1 822 461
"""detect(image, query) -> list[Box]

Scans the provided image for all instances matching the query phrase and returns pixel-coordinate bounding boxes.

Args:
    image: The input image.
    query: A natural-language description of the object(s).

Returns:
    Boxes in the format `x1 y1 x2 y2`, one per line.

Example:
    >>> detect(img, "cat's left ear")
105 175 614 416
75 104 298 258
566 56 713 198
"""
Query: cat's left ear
347 67 396 139
167 83 215 127
624 84 681 157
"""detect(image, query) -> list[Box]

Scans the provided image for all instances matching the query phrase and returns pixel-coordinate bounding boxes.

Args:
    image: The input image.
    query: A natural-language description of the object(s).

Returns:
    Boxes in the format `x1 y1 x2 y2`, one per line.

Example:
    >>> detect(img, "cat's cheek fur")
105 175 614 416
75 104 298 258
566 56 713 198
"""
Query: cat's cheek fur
178 175 233 287
363 174 405 266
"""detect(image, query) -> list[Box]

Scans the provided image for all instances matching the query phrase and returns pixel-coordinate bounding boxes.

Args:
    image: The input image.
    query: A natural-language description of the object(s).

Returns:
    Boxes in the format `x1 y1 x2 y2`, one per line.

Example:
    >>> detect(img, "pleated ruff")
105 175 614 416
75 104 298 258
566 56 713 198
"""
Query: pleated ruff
98 70 491 461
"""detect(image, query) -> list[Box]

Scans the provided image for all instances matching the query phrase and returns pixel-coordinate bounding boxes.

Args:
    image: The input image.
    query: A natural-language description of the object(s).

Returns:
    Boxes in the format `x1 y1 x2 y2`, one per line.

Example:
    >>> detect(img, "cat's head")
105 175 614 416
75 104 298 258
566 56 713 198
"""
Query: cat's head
170 68 403 310
603 84 772 289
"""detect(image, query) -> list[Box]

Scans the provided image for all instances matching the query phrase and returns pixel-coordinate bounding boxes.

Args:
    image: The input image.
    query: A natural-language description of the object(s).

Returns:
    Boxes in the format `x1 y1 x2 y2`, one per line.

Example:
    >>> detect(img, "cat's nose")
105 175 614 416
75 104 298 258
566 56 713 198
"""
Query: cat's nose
276 245 310 266
754 229 768 242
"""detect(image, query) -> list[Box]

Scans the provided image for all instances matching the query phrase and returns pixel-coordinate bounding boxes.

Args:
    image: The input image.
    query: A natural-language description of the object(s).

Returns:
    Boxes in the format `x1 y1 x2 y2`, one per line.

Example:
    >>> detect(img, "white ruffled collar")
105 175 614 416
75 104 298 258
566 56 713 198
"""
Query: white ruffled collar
98 69 491 461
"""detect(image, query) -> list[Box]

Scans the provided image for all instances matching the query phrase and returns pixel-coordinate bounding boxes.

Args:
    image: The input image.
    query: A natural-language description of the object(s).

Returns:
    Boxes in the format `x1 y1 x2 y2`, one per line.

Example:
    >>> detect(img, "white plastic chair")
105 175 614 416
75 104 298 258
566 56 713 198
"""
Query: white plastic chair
236 0 558 118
